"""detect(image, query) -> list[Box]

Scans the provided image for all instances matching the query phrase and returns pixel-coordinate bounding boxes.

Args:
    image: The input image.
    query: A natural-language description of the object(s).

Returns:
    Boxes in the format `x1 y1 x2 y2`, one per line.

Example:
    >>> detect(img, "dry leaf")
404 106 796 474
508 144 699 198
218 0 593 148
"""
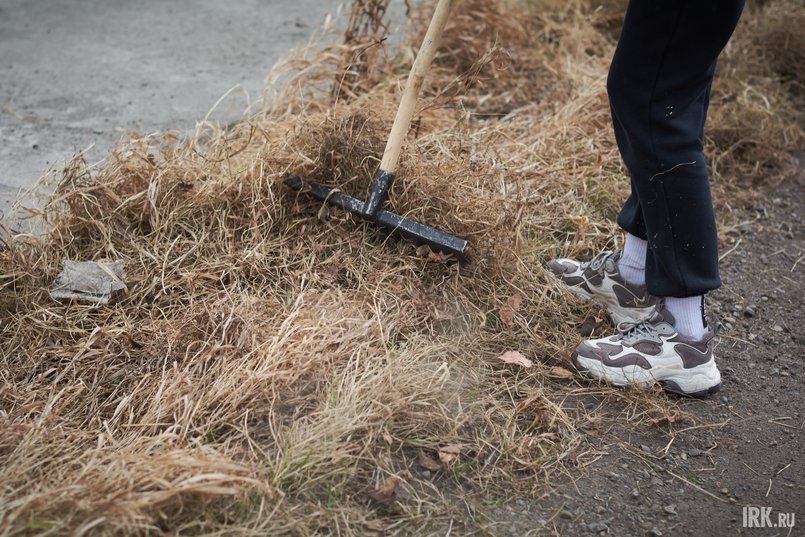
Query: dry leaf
369 476 398 504
549 366 575 380
496 350 533 368
507 292 523 312
416 245 451 263
428 250 450 263
381 428 393 445
438 444 462 464
577 315 602 337
418 451 441 471
499 292 522 328
500 306 515 328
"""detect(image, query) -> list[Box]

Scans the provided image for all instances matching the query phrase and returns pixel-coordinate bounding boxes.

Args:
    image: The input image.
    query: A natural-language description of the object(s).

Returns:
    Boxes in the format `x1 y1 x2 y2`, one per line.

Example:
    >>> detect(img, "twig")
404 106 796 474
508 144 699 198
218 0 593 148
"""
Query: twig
768 417 797 430
673 419 731 435
719 238 742 262
666 470 733 505
742 461 760 476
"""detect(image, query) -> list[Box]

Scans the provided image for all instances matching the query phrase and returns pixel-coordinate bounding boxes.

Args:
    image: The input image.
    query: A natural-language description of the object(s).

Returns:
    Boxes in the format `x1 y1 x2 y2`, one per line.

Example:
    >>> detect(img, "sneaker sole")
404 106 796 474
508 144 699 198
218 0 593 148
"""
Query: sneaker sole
572 351 722 398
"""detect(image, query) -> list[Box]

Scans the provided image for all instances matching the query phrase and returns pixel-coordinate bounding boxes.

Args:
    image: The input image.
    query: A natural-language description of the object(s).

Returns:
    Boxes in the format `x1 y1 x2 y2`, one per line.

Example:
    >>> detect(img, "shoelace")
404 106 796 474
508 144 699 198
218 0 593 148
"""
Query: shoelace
615 318 656 344
580 250 616 275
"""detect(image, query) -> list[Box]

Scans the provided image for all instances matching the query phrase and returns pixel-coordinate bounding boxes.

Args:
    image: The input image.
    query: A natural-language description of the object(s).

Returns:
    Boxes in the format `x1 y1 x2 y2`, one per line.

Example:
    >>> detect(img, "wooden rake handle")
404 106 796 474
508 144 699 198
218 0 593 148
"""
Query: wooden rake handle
379 0 454 174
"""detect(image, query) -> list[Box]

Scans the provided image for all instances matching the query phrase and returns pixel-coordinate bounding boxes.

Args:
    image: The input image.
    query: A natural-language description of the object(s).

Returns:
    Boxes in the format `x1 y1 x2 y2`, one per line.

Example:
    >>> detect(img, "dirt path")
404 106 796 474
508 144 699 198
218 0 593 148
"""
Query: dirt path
489 175 803 536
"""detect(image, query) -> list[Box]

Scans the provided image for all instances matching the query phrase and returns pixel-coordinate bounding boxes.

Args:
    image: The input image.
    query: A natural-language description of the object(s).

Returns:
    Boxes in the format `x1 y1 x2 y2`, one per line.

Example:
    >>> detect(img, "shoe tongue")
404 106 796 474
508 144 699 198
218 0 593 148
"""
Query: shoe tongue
650 306 675 326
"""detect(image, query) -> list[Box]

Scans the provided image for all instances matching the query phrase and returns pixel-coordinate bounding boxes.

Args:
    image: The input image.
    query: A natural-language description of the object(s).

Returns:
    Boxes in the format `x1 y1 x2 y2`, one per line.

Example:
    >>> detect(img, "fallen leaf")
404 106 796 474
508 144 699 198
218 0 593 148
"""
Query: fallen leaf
418 451 441 471
500 306 514 328
438 444 462 464
507 292 523 312
381 428 393 445
496 351 533 368
577 315 602 337
428 250 451 263
416 245 451 263
499 292 522 328
549 366 575 380
500 306 514 327
369 476 398 504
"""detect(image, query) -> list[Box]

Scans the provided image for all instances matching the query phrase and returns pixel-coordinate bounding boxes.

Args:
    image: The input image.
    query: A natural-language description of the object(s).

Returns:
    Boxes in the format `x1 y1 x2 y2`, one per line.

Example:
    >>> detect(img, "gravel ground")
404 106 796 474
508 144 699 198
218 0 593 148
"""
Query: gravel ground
481 173 804 536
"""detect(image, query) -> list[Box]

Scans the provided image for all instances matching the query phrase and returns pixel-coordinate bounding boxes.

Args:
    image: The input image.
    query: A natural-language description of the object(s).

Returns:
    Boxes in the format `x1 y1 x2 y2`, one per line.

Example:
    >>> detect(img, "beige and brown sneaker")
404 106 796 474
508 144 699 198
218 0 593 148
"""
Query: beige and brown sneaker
546 250 659 324
571 306 722 397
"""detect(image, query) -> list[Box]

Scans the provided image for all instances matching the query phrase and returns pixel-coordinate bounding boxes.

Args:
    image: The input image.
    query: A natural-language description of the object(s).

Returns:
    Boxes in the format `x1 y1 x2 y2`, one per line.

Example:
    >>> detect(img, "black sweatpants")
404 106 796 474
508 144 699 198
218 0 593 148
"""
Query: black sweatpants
608 0 744 298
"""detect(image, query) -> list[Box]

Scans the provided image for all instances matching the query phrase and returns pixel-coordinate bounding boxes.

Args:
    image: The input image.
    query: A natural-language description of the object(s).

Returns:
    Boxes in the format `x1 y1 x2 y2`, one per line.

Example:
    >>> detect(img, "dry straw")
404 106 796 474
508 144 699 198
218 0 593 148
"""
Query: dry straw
1 0 801 534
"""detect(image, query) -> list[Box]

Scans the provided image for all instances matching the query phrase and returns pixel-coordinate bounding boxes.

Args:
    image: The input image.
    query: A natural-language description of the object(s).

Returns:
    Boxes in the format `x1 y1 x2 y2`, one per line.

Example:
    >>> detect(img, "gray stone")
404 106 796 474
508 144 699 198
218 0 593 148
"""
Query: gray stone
50 260 126 305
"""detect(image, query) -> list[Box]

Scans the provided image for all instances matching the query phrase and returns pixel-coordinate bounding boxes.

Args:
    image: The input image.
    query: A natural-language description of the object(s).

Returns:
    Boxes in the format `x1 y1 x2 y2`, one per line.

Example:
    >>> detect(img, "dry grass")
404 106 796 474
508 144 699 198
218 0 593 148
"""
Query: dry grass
1 0 802 534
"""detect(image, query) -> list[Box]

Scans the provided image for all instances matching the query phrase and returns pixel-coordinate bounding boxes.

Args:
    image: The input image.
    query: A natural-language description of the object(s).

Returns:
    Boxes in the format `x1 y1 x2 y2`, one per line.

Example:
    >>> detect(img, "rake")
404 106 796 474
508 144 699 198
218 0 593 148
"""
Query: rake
284 0 468 261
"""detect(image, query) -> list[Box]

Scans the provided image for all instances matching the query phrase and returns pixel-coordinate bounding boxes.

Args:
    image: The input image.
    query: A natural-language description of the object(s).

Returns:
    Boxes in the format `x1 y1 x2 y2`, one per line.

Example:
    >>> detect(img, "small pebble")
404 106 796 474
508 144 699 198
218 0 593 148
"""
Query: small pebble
772 325 784 332
631 488 640 499
689 448 702 457
587 522 608 533
641 444 652 454
663 504 678 515
647 528 663 537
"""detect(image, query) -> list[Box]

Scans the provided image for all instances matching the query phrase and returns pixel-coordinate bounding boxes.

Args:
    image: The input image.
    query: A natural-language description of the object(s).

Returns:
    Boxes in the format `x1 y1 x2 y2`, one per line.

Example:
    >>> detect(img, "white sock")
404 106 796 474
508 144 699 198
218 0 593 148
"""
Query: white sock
618 233 647 286
664 296 708 340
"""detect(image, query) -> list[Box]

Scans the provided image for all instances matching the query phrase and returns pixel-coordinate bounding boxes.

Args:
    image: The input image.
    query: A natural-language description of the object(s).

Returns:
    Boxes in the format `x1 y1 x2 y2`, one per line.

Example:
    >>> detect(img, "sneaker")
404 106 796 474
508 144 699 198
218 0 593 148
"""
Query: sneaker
546 250 659 324
571 306 722 397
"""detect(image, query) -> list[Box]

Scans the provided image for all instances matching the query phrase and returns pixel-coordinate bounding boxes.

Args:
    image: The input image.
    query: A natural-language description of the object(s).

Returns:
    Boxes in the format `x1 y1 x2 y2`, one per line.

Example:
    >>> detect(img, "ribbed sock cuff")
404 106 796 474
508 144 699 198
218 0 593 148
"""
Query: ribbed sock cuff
664 295 708 340
618 233 647 286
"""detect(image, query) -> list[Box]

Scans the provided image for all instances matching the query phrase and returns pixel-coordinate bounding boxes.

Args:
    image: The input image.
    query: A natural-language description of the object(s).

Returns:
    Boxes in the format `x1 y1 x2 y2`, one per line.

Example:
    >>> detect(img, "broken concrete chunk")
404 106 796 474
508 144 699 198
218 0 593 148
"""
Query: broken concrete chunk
50 260 126 304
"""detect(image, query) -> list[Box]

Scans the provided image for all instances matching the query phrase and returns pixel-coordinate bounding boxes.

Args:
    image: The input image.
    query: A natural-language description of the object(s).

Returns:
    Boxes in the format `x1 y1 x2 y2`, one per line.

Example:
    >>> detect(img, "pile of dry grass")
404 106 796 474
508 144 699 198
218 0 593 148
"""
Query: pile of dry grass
1 0 801 534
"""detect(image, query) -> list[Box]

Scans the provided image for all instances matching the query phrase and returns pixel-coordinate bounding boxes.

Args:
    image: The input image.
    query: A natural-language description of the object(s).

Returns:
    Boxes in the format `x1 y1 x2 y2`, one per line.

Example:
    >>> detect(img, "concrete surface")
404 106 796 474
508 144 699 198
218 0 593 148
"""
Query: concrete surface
0 0 402 219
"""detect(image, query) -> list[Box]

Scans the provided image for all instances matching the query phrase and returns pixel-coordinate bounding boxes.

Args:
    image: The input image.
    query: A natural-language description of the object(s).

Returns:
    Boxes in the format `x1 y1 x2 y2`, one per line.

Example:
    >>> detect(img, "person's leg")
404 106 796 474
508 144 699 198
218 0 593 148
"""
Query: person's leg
570 0 745 396
608 0 745 300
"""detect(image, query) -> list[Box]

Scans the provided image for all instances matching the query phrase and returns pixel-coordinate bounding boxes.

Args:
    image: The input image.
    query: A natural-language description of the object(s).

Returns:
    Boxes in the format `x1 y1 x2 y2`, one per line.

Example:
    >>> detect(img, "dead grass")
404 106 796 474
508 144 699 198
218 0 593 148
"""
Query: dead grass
1 0 802 534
